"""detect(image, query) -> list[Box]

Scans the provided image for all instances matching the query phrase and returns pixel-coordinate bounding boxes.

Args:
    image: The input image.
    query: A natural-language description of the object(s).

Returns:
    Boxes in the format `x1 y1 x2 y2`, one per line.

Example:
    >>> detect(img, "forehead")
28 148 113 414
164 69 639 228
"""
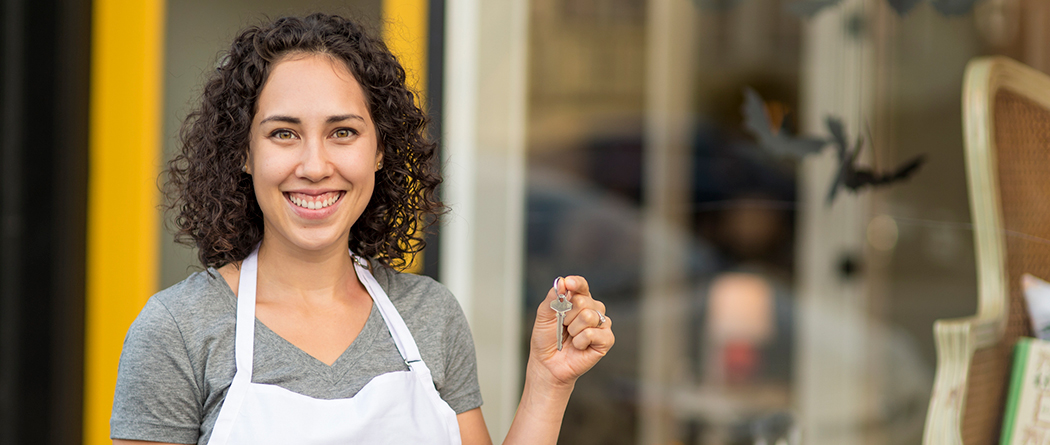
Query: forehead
254 53 371 121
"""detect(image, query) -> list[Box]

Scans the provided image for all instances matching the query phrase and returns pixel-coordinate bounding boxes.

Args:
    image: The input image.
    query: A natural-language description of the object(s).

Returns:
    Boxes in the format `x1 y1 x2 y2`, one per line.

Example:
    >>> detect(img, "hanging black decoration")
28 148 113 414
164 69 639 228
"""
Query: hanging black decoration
741 87 828 160
738 89 928 205
824 117 926 205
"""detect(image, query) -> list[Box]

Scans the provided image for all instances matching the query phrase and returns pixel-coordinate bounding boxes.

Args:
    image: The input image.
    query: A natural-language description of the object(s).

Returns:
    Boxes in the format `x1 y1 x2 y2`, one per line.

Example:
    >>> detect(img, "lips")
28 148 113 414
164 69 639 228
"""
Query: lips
285 191 344 210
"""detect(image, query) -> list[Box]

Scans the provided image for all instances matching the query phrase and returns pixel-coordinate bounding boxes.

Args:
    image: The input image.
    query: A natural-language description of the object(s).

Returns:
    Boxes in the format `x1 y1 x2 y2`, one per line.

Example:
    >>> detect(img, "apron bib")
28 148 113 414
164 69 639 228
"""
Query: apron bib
206 248 462 445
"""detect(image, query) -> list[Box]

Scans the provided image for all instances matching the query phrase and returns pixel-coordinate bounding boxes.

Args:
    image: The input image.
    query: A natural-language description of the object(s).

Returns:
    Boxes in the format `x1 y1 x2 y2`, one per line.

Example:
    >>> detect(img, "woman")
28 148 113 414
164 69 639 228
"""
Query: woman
111 13 614 445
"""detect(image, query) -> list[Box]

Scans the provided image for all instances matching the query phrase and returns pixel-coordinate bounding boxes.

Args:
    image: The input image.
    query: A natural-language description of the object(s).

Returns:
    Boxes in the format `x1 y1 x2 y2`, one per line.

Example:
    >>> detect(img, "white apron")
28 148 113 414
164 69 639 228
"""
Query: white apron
206 248 462 445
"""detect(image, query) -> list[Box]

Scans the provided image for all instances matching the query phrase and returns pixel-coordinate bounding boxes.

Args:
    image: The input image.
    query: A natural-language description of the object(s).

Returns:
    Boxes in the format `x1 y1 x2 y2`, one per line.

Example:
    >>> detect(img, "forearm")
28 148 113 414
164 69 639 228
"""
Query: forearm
502 358 575 445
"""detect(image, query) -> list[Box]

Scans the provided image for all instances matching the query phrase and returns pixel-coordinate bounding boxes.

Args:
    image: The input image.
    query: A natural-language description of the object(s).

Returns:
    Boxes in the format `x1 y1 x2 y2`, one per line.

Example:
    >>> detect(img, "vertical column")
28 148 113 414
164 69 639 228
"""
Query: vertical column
795 0 876 443
0 3 26 443
639 0 698 441
84 0 165 443
442 0 529 439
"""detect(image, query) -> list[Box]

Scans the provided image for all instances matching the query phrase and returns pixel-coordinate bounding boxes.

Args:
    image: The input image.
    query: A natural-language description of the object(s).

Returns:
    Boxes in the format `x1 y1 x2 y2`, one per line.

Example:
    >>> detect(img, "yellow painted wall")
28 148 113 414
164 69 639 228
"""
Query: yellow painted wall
84 0 165 443
383 0 428 96
382 0 429 274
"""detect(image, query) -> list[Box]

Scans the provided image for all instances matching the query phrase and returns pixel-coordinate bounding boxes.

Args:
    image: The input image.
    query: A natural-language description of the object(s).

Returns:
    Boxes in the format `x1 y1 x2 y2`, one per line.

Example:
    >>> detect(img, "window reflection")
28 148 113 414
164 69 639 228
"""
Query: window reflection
526 0 806 442
522 0 1017 443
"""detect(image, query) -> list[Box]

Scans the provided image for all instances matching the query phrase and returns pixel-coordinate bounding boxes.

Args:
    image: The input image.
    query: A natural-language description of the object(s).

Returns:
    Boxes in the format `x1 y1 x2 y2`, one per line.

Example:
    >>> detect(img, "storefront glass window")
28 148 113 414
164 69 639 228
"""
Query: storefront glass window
524 0 1049 443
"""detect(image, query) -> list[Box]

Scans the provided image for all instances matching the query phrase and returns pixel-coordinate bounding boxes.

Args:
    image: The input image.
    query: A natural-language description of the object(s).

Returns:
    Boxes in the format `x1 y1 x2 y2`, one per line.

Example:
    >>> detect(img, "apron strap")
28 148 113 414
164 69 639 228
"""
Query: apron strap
234 245 260 378
352 256 424 365
211 247 442 445
210 245 261 445
236 246 426 371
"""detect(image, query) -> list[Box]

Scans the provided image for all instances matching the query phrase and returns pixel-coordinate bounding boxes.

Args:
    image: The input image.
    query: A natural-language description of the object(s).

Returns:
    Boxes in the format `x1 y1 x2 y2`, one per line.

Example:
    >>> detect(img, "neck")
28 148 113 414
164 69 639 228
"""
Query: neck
254 234 358 304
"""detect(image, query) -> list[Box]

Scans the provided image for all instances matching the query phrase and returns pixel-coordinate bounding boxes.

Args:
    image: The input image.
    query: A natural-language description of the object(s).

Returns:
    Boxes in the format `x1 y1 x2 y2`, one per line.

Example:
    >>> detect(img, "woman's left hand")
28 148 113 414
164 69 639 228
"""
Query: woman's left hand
528 275 615 388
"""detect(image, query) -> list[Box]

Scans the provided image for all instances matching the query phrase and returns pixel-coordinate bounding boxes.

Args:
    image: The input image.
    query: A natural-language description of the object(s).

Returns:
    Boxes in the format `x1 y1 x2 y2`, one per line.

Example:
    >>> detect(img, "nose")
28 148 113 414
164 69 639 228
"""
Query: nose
296 137 334 182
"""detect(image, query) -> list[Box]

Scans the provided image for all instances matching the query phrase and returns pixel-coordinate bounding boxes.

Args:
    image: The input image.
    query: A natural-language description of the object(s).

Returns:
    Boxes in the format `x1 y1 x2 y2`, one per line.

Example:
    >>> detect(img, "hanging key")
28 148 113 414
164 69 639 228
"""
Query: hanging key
551 277 572 351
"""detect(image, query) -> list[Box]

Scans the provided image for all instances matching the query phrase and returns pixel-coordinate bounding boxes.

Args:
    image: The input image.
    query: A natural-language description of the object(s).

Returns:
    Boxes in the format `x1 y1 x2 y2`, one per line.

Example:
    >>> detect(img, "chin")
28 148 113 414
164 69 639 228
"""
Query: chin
293 235 348 252
267 226 350 254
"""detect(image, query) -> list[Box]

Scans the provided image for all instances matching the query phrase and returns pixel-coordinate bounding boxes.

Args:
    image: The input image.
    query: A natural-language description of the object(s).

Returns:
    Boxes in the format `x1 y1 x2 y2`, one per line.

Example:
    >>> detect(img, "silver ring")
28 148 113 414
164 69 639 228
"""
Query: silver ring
595 309 606 327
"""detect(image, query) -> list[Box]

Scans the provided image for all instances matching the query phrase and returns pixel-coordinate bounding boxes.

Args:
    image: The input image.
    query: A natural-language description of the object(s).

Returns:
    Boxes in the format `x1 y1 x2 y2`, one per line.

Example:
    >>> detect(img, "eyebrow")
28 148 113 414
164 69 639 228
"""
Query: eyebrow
326 114 365 124
258 115 299 125
258 114 365 125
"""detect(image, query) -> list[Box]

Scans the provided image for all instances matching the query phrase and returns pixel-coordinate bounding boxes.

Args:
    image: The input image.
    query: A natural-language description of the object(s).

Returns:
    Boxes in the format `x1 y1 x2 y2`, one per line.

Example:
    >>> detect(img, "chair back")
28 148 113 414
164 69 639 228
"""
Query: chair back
924 56 1050 445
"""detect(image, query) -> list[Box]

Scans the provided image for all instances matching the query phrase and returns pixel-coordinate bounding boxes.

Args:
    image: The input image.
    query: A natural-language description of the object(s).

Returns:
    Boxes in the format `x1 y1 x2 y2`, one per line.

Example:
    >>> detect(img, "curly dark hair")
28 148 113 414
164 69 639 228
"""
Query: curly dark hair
166 13 443 269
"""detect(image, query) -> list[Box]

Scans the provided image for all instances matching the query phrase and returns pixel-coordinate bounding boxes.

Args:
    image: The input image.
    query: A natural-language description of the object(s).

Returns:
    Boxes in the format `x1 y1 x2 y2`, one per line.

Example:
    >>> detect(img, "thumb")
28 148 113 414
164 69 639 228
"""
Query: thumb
535 277 564 321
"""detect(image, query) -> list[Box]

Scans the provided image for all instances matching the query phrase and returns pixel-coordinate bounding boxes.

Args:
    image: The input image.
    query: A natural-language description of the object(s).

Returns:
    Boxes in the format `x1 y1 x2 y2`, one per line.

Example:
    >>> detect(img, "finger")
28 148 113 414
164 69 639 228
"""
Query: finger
570 320 615 352
563 275 590 297
567 308 604 337
563 294 605 326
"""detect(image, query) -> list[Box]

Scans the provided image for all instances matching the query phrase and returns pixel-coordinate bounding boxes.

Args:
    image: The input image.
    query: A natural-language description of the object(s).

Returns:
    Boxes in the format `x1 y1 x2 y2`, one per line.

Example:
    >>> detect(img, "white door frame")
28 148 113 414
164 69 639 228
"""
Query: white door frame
442 0 530 439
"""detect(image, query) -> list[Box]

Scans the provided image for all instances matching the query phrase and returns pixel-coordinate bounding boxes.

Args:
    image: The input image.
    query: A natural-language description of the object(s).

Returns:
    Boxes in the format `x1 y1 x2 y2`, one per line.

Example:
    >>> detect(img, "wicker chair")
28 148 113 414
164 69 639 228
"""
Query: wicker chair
923 56 1050 444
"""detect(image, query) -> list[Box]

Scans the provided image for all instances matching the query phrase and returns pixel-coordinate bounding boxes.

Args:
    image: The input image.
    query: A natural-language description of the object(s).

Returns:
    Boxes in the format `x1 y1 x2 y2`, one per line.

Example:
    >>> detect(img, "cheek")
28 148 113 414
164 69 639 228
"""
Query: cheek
251 148 295 180
340 150 382 179
251 174 278 208
250 160 294 204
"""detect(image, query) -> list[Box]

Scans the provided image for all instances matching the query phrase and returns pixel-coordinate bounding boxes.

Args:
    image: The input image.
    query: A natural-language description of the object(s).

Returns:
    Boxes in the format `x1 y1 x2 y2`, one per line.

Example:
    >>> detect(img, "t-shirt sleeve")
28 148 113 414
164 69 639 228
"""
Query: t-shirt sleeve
111 297 202 444
436 290 484 414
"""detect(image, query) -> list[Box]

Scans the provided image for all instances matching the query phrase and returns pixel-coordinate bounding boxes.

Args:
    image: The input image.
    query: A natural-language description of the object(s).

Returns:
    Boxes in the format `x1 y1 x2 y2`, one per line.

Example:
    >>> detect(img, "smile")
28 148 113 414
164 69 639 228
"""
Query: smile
286 191 344 210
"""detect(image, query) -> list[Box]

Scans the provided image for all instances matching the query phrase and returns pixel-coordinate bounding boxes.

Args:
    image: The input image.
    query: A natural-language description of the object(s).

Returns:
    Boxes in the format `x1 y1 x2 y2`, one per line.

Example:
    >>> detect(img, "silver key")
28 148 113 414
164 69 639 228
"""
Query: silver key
551 278 572 350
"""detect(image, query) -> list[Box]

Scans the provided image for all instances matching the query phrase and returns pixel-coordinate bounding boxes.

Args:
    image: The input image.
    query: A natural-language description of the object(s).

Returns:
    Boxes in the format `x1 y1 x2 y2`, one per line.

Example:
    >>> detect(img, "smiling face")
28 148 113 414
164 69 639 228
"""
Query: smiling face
247 53 382 255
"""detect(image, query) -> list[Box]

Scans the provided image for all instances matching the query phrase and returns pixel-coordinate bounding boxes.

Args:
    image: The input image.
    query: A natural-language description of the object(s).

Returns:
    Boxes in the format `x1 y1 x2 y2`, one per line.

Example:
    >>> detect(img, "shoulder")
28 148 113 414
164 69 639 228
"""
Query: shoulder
370 264 462 317
368 265 482 412
114 272 230 443
368 263 473 355
124 269 237 360
147 269 237 324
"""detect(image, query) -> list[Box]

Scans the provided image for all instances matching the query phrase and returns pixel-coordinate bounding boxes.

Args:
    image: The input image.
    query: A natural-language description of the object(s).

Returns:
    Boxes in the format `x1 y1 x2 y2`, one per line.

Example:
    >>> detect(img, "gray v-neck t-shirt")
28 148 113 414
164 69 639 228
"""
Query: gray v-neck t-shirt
110 264 483 444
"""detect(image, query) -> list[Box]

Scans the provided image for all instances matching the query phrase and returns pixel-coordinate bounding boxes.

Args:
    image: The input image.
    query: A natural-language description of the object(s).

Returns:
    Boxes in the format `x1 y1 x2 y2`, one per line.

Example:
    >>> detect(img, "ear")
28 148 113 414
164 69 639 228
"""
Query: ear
374 144 385 172
243 149 254 175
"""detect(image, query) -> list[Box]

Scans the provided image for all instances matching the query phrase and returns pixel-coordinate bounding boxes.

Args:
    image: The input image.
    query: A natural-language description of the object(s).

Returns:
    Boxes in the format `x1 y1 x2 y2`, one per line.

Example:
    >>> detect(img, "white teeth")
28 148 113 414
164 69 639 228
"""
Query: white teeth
289 193 340 210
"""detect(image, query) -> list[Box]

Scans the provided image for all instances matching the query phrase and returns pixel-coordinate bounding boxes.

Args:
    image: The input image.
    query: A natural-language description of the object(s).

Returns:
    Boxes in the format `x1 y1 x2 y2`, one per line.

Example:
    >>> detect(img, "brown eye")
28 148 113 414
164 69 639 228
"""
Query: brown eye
334 128 354 138
271 130 294 140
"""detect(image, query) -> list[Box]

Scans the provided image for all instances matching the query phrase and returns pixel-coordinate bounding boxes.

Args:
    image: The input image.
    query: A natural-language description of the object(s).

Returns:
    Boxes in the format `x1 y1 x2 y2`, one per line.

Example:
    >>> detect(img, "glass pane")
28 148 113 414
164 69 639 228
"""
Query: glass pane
525 0 646 442
524 0 1043 444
